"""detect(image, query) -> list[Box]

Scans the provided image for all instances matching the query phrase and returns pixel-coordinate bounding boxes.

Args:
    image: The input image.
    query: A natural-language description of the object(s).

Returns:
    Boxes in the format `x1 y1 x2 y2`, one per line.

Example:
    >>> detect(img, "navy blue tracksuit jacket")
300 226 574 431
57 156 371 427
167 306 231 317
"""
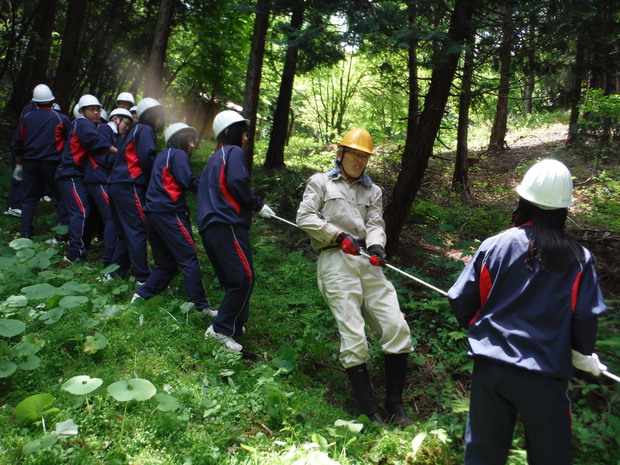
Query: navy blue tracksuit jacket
12 106 70 237
106 123 157 281
55 118 111 260
136 147 209 309
448 222 606 465
197 144 264 337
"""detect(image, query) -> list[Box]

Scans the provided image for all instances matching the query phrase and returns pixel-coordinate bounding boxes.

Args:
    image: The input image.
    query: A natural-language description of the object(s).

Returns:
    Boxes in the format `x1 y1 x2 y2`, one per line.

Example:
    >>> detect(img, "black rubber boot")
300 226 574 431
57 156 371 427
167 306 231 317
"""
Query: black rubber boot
345 363 387 427
384 353 415 427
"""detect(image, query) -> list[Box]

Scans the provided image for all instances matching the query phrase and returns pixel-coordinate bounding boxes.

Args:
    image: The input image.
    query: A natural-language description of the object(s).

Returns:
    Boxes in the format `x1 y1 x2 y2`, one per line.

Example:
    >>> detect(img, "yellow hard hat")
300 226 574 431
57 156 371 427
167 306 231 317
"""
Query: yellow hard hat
338 128 373 155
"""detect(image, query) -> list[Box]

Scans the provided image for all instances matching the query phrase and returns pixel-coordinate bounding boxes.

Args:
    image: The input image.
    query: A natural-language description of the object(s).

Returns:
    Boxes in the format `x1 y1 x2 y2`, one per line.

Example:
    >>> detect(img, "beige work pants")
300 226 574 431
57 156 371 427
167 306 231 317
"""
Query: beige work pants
317 248 413 368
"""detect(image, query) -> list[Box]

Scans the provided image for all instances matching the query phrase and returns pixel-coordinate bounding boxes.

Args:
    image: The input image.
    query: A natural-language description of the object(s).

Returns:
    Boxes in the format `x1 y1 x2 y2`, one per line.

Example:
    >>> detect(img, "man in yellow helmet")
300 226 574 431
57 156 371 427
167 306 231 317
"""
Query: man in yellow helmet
296 128 414 427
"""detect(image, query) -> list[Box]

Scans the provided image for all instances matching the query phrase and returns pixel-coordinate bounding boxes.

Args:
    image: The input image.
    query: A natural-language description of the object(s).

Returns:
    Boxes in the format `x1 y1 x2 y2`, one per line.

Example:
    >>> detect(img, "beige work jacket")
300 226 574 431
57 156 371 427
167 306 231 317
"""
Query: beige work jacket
296 170 386 253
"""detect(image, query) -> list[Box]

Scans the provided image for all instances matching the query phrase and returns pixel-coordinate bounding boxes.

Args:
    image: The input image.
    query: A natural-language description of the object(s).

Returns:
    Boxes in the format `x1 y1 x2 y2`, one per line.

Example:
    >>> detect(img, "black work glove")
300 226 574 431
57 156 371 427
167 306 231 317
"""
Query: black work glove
336 232 361 256
367 244 387 267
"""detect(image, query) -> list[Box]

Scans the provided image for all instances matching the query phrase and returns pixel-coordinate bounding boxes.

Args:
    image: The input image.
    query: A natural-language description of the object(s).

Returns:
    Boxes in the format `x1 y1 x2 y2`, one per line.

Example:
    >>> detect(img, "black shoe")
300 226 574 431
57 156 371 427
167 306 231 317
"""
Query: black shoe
386 404 414 427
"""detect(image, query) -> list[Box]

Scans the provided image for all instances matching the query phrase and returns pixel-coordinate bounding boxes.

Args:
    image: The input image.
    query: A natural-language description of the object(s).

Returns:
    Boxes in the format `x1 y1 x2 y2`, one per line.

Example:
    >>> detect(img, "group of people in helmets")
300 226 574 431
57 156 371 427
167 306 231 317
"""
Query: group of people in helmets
8 83 608 462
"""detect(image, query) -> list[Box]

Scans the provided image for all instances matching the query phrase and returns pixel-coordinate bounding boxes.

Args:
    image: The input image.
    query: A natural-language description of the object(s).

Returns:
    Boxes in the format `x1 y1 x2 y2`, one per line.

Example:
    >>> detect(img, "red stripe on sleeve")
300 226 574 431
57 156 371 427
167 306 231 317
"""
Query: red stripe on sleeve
470 263 493 325
571 271 582 313
219 164 240 214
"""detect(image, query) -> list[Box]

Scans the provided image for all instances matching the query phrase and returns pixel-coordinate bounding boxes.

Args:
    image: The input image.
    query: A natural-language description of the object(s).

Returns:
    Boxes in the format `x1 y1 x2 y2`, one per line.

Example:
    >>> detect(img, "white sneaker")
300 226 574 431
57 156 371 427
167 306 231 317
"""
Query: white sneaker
130 293 141 303
4 207 21 217
42 195 52 202
199 307 218 318
204 325 242 352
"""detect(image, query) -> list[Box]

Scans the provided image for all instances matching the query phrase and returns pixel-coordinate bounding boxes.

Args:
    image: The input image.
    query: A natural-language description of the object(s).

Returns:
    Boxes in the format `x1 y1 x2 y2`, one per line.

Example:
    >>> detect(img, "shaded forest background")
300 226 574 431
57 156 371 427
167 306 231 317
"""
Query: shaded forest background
1 0 618 249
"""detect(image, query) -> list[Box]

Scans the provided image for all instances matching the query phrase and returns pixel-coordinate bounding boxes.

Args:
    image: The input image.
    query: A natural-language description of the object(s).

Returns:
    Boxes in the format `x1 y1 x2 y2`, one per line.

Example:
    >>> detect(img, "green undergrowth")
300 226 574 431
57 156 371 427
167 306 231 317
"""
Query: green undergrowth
1 128 619 464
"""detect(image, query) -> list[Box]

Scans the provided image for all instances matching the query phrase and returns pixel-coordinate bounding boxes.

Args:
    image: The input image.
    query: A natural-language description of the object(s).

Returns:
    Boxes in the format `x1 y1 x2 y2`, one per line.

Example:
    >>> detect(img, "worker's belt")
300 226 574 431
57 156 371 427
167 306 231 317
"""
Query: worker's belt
319 240 366 253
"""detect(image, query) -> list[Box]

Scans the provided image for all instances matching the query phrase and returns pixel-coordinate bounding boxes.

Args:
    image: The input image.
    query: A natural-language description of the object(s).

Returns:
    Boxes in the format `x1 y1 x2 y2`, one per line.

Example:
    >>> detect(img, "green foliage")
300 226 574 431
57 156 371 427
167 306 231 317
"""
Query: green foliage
574 89 620 159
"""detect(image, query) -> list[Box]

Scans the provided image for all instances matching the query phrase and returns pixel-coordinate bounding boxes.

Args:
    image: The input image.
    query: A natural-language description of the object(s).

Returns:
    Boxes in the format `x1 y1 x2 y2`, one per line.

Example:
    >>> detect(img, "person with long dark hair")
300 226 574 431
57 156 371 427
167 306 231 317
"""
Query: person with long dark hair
448 159 607 465
197 110 275 352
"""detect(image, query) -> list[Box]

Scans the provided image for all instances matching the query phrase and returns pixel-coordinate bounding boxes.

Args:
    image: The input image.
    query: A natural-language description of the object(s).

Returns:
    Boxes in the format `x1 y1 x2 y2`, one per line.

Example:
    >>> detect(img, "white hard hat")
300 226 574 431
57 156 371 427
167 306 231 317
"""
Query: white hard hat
130 106 137 114
77 94 102 112
109 108 132 119
73 103 83 119
212 110 249 139
100 109 109 122
53 103 61 112
516 159 574 210
32 84 55 103
116 92 135 105
165 122 197 145
136 97 163 118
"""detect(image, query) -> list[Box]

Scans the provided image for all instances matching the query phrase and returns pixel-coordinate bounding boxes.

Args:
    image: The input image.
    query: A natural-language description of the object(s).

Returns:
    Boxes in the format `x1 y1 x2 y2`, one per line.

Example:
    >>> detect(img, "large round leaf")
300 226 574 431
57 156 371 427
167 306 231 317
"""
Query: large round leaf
59 281 91 294
18 354 41 371
107 378 156 402
22 434 58 455
9 238 33 250
0 360 17 378
83 333 108 354
14 393 55 422
16 248 36 260
21 283 60 300
62 375 103 395
40 307 64 325
55 418 79 437
59 295 89 309
154 392 180 412
0 318 26 337
5 295 28 308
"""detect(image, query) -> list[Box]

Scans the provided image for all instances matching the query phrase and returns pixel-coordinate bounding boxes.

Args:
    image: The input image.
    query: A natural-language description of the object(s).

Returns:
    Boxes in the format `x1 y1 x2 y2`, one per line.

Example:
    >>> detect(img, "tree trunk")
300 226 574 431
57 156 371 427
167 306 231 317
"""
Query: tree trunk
5 0 59 118
384 0 478 252
242 0 271 175
566 36 585 145
452 30 476 193
264 0 305 170
52 0 88 113
145 0 175 98
488 1 513 152
523 19 535 116
405 1 419 142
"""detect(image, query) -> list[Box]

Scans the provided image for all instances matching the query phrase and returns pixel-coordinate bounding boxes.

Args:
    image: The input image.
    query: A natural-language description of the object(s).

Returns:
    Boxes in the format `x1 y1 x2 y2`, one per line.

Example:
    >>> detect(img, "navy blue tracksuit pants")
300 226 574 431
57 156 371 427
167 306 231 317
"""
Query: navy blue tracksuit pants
137 211 209 309
57 176 89 261
465 357 572 465
20 160 66 237
7 151 21 210
200 223 254 337
86 183 117 266
108 182 150 282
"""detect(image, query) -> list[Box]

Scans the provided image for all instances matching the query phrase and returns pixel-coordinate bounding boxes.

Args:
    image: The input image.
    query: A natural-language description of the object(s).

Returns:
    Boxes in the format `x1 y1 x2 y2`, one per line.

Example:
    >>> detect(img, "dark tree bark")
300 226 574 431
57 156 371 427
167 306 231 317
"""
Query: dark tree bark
452 29 476 193
52 0 89 113
5 0 59 118
264 0 305 170
566 36 586 145
384 0 478 252
145 0 175 98
242 0 271 174
404 1 419 145
488 1 513 152
523 19 535 116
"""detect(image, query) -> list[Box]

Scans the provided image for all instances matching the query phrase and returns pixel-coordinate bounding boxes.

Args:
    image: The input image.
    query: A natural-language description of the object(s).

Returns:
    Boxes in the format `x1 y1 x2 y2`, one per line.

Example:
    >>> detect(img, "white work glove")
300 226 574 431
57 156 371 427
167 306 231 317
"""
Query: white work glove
572 350 607 376
13 164 23 181
257 204 275 218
